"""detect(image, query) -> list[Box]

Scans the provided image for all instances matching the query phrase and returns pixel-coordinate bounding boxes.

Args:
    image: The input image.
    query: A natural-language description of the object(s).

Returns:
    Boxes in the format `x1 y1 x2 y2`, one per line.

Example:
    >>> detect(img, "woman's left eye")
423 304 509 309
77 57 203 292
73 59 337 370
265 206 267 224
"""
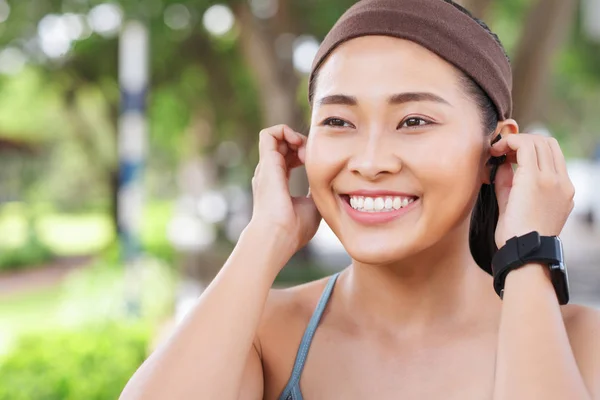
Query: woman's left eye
398 117 432 129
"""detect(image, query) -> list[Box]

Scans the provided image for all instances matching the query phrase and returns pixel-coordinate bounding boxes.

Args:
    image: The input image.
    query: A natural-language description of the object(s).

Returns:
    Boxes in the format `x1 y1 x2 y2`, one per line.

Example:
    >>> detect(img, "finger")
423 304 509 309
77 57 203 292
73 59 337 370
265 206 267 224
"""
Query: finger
259 125 306 160
533 136 556 173
546 137 569 178
284 151 304 171
490 134 539 171
493 162 514 216
277 141 289 157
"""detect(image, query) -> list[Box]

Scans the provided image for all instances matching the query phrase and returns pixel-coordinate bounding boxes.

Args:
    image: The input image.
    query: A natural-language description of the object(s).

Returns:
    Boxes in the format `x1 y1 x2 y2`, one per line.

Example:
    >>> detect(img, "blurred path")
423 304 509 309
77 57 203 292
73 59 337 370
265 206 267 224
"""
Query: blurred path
0 256 92 298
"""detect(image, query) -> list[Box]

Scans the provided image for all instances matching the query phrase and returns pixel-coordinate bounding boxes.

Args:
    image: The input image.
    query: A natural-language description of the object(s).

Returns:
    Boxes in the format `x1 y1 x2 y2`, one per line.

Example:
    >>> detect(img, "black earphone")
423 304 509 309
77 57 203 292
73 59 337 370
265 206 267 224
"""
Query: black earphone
487 134 506 185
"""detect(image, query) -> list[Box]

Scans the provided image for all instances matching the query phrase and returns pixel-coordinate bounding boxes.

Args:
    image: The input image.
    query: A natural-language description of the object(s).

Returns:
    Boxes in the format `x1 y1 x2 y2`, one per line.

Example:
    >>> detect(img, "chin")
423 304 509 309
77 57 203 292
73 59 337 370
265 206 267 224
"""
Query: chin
341 235 420 266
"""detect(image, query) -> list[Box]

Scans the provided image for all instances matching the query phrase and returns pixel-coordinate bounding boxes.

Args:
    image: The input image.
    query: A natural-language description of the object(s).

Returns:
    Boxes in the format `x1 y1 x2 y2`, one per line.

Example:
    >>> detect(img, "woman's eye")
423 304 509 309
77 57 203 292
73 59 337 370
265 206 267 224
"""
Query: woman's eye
322 118 353 128
399 117 431 129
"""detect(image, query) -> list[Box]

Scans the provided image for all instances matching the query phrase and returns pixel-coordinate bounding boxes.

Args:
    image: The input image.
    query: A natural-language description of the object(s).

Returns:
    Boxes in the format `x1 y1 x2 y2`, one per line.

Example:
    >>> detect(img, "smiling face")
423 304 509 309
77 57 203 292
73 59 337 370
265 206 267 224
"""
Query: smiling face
305 36 488 265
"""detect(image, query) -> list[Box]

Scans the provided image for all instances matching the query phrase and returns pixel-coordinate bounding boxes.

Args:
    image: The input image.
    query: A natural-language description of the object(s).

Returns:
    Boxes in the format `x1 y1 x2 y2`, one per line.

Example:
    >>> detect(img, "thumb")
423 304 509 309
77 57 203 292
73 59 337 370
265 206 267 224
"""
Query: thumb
293 196 321 221
493 162 513 216
293 196 322 237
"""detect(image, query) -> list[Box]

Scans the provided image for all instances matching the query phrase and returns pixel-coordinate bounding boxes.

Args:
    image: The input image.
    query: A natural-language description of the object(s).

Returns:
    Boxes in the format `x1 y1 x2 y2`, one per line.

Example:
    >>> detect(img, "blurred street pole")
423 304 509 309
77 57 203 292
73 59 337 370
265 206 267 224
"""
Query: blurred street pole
118 21 149 316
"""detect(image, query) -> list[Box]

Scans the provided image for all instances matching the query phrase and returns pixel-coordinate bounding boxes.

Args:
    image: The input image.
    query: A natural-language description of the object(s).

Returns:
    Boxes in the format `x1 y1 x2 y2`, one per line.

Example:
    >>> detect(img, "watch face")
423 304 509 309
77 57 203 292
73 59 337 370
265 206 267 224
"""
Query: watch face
550 237 569 305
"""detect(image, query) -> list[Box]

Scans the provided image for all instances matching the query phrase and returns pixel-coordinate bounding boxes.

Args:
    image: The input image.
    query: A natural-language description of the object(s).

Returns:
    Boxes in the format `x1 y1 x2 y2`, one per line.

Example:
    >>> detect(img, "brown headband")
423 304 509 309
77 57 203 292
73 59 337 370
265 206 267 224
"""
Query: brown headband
309 0 513 120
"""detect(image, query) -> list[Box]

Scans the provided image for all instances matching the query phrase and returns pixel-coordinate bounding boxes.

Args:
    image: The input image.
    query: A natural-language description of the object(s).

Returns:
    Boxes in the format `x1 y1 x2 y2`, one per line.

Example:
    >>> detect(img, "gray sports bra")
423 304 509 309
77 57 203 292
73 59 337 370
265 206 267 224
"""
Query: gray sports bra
278 272 340 400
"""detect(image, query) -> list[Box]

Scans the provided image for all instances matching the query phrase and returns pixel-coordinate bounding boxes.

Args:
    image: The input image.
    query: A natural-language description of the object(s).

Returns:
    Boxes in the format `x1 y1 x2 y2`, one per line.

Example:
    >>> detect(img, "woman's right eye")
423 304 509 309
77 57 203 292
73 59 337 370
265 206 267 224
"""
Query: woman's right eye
322 117 353 128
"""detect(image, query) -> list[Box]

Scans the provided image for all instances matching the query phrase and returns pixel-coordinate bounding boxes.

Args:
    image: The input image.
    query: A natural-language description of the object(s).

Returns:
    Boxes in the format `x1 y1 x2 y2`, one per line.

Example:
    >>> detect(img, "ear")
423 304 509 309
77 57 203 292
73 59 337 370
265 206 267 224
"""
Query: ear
495 118 519 137
480 119 519 184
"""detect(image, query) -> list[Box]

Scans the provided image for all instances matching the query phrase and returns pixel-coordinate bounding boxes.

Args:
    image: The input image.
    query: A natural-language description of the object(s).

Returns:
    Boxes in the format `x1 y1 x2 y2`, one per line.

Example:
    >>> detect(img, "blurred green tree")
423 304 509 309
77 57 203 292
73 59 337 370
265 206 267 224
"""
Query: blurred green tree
0 0 599 235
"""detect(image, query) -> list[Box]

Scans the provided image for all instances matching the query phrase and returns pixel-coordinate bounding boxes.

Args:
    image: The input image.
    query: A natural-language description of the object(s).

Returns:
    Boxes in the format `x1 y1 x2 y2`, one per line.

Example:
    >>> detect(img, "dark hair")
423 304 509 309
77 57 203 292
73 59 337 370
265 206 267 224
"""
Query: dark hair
447 0 510 275
308 0 510 274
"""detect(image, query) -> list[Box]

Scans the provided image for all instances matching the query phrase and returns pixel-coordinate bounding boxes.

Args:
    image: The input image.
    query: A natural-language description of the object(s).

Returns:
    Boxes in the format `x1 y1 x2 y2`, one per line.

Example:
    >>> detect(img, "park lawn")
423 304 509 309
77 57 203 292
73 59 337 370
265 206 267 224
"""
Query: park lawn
0 258 176 357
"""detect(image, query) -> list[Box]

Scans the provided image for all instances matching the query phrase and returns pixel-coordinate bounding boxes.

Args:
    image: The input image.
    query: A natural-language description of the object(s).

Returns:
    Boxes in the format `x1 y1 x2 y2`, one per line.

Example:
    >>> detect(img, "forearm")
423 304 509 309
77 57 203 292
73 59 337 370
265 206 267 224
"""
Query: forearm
120 224 294 400
493 263 590 400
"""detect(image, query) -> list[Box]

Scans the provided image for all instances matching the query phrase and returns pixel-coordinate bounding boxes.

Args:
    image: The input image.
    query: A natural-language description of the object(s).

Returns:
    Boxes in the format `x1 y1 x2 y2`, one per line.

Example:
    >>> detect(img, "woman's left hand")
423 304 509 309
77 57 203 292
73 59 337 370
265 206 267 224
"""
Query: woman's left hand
490 133 575 248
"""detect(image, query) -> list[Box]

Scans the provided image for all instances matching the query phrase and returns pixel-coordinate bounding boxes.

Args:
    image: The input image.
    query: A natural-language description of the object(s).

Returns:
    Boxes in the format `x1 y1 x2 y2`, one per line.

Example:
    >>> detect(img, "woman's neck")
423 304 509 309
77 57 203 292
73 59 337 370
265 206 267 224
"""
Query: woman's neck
336 223 498 337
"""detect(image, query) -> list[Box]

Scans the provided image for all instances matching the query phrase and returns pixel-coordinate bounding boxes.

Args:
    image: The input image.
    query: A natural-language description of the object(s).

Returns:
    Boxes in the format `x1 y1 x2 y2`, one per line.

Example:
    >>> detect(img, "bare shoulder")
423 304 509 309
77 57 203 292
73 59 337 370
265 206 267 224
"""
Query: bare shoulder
562 303 600 336
561 303 600 397
257 275 333 345
254 275 334 399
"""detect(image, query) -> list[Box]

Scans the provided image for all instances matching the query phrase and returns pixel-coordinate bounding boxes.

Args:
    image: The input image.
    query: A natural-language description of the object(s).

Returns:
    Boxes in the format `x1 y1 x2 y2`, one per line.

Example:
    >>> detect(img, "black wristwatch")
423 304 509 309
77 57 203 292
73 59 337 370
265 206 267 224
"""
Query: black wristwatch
491 231 570 305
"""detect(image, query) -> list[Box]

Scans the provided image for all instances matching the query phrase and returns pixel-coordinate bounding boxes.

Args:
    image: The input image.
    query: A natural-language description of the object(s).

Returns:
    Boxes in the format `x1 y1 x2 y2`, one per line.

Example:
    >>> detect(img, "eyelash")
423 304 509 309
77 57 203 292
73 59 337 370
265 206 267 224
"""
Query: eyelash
321 117 433 129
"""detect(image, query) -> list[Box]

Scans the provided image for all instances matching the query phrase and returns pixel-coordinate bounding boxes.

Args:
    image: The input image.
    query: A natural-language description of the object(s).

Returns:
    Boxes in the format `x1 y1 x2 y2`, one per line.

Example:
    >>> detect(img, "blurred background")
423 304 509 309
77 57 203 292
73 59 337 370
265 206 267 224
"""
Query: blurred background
0 0 599 398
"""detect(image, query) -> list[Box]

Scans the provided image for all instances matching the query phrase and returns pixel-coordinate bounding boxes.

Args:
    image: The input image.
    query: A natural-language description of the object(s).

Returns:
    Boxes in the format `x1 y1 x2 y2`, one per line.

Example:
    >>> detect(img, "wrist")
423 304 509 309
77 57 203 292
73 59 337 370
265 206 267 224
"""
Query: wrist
504 262 554 295
241 221 297 261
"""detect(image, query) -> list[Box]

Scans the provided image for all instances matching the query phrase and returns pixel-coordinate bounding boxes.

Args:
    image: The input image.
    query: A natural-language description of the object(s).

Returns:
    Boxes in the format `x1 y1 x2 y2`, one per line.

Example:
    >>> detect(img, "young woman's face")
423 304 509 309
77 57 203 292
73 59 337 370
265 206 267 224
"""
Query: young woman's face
305 36 488 264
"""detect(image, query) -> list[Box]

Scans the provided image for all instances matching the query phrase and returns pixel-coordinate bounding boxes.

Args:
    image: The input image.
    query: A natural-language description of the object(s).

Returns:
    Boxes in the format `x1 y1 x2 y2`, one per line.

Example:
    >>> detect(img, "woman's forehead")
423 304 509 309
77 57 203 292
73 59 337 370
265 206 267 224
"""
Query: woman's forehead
315 36 461 99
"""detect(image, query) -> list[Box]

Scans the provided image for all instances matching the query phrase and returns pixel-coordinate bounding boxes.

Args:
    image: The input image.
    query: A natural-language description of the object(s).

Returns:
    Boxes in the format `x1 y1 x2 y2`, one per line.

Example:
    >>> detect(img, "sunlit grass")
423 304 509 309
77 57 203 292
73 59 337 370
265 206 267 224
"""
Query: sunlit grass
0 258 176 357
0 213 28 248
0 201 174 257
37 214 114 255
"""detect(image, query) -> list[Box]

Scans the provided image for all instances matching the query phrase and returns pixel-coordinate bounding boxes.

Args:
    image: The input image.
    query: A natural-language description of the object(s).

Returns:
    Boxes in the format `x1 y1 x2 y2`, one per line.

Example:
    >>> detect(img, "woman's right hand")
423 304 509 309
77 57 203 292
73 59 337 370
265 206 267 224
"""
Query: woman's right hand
248 124 322 258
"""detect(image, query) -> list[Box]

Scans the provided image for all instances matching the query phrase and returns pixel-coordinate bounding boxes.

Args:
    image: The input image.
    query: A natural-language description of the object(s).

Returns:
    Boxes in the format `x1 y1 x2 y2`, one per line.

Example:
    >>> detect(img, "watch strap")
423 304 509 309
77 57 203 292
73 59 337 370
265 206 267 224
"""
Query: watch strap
492 231 561 298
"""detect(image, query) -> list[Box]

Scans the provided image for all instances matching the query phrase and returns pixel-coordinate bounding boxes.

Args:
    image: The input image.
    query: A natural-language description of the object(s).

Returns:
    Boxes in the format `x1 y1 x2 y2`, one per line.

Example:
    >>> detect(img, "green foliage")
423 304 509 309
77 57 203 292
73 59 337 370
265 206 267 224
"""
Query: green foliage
0 322 150 400
0 204 55 272
140 201 175 263
0 234 54 272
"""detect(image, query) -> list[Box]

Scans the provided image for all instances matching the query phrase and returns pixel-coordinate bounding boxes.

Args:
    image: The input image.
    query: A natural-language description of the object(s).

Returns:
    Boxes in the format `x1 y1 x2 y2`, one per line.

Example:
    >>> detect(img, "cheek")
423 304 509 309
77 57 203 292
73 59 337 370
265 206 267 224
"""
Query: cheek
305 134 349 229
413 132 484 227
305 134 346 190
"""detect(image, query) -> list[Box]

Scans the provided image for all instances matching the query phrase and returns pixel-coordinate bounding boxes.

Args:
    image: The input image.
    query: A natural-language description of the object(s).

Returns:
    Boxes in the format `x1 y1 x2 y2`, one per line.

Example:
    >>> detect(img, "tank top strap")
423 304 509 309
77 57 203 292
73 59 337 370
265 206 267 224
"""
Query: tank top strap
278 272 340 400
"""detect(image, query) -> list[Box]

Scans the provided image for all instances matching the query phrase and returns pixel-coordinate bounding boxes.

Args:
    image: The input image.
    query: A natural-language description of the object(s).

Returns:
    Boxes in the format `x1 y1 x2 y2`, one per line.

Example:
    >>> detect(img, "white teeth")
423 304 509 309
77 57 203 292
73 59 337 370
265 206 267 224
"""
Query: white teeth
384 197 393 210
347 195 417 212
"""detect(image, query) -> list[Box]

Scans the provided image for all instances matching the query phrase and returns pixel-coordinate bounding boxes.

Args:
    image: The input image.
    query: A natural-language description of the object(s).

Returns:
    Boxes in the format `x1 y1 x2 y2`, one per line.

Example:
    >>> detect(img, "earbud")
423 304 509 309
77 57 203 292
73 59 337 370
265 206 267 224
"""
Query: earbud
487 134 506 185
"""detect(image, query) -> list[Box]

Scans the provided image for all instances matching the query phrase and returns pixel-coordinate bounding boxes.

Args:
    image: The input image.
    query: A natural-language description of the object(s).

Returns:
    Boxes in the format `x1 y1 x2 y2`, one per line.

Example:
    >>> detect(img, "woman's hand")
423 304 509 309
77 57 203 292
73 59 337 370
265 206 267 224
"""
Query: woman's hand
248 124 322 257
490 134 575 248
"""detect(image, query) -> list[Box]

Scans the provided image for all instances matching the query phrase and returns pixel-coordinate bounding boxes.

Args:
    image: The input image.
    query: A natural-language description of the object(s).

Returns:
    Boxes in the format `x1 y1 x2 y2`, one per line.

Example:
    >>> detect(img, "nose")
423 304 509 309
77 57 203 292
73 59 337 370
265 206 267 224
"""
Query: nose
347 132 402 180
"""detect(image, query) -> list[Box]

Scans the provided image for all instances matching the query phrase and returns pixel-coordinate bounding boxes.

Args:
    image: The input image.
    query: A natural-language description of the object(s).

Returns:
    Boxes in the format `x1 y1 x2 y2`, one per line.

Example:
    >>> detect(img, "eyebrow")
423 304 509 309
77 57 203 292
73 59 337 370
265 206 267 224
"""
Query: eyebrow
315 92 452 107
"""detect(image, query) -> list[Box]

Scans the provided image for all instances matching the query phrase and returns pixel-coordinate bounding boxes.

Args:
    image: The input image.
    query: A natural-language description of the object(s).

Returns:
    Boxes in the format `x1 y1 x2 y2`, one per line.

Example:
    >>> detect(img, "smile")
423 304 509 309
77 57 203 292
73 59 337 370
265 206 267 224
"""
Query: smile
349 195 415 212
338 192 420 224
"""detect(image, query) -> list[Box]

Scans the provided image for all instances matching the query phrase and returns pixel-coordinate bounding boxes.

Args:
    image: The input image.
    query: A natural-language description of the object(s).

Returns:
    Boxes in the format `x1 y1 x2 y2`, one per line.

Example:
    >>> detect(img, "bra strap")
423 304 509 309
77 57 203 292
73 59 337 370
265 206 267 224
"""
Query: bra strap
279 272 340 399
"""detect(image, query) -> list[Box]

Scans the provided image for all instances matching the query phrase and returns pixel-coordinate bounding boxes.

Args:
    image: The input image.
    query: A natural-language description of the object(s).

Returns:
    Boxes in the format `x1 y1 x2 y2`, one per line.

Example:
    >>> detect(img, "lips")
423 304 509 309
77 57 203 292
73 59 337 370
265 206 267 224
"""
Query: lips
337 191 420 224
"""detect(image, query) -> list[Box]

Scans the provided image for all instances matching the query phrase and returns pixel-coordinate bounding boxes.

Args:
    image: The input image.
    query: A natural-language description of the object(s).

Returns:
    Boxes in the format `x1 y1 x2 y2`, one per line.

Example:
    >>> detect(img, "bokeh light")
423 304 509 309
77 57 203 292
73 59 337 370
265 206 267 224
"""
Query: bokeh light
293 35 319 74
0 47 27 75
87 3 123 37
0 0 10 23
202 4 234 37
164 4 192 31
37 14 72 58
249 0 278 19
197 190 228 224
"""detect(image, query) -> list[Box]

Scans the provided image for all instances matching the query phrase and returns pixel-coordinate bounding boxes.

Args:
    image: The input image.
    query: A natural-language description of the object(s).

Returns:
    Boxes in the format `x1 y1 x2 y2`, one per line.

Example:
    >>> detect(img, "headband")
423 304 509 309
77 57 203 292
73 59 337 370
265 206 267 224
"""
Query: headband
309 0 513 120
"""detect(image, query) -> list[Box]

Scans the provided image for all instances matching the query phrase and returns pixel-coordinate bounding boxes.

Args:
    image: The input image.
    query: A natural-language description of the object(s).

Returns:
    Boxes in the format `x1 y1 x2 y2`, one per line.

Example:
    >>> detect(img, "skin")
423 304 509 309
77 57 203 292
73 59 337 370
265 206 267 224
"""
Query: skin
119 36 600 400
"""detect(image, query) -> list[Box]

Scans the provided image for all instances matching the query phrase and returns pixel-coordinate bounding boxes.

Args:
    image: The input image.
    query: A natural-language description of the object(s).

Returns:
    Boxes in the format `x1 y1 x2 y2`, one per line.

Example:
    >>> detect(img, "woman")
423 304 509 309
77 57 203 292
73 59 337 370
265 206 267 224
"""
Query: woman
121 0 600 399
